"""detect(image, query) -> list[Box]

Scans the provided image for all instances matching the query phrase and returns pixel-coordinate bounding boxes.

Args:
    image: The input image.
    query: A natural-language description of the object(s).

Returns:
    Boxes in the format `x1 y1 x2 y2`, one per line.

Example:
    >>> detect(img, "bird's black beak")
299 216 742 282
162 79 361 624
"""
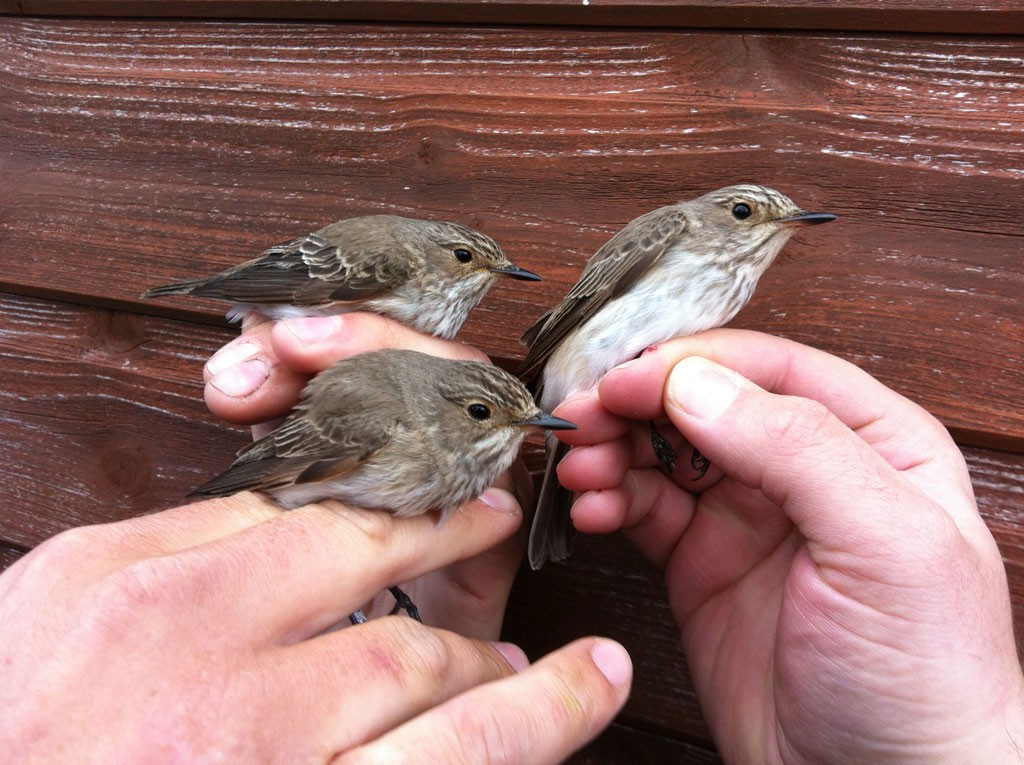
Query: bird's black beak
775 211 837 226
492 264 543 281
515 412 577 430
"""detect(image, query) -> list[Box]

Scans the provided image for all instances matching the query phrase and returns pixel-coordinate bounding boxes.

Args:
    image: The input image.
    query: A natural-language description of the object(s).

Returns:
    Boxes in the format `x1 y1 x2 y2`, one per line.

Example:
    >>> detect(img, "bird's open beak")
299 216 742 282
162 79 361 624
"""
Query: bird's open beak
492 264 543 281
515 412 577 430
775 211 837 226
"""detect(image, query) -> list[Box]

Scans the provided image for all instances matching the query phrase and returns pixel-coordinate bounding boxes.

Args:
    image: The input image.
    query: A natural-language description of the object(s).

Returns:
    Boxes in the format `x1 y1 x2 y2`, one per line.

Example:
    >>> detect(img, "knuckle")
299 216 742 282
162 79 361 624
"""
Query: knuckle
81 557 199 640
372 617 454 685
90 559 176 613
25 524 117 572
262 504 395 571
416 697 521 765
761 396 835 454
317 503 396 550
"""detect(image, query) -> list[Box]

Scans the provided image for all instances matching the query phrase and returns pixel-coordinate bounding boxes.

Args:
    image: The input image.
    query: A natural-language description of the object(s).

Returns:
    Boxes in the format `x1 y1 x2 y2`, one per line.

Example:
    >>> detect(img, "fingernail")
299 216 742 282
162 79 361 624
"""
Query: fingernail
492 642 530 673
210 358 270 398
591 639 632 687
477 488 521 516
283 315 343 344
667 357 740 421
205 341 258 376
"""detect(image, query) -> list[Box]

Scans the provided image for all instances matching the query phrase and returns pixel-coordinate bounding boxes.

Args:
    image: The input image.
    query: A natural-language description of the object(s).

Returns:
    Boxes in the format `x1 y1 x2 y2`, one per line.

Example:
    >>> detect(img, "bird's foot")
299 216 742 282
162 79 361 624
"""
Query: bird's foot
649 420 676 474
388 585 422 622
690 448 711 480
347 586 422 625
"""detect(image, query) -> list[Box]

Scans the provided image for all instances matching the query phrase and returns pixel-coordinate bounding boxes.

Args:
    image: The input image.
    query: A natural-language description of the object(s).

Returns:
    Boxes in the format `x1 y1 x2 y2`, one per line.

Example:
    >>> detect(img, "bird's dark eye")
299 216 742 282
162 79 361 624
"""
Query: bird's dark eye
732 203 752 220
453 248 473 263
467 403 491 421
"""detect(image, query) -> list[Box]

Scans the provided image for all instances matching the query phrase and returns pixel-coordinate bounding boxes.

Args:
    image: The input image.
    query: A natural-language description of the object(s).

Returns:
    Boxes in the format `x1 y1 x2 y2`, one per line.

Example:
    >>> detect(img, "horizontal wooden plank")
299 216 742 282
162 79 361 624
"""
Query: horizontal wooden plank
570 720 722 764
0 293 243 546
1 19 1021 449
1 0 1021 35
0 542 27 572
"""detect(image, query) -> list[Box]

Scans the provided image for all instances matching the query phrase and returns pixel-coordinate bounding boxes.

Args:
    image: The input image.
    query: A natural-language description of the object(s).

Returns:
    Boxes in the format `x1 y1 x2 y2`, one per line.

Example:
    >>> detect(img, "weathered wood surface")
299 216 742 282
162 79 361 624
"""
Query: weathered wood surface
1 0 1022 35
2 19 1022 451
1 10 1022 764
0 294 241 544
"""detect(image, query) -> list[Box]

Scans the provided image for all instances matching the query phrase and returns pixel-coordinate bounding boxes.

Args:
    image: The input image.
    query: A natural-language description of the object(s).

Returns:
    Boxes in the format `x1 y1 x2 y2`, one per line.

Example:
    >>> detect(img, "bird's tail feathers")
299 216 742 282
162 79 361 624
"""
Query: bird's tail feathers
527 440 574 569
141 279 209 299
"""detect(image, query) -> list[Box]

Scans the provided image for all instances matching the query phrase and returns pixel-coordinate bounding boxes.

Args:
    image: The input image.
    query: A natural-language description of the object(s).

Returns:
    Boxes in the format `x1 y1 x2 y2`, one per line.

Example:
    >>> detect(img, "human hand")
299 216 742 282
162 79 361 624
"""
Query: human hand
201 311 527 639
555 328 1024 764
0 489 631 763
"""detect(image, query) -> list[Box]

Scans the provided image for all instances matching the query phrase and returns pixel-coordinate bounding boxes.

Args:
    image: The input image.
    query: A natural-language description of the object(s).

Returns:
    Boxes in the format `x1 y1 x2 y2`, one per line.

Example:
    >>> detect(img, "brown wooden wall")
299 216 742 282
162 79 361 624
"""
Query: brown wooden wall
1 4 1022 762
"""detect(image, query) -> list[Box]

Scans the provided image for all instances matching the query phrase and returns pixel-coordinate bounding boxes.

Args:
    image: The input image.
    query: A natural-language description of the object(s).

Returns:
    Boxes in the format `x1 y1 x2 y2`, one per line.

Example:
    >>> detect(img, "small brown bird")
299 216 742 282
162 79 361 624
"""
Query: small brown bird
191 348 575 624
519 184 836 569
142 215 540 338
191 349 576 520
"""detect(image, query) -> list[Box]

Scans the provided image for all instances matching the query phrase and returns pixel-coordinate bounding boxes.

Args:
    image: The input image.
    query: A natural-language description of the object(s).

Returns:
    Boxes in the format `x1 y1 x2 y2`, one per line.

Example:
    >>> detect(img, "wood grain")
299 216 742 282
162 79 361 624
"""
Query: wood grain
570 720 724 765
1 10 1023 763
0 293 243 546
1 19 1021 450
0 543 27 572
1 0 1022 35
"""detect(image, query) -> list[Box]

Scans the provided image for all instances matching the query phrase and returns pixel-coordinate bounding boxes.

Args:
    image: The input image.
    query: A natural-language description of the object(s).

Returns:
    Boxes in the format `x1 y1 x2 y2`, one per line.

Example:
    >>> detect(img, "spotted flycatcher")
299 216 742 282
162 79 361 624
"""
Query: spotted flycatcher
143 215 540 338
192 349 575 518
518 184 835 569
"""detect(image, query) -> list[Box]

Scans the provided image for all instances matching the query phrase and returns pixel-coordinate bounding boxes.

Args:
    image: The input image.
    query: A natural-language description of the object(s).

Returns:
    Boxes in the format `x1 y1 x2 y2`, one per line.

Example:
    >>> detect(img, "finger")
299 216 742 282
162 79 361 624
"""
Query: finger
547 388 631 447
571 469 698 569
662 356 987 571
409 465 531 640
0 494 282 604
139 488 523 644
203 322 308 426
602 329 975 516
557 418 721 493
270 313 487 374
557 442 631 493
662 478 798 620
339 638 631 765
104 494 283 556
263 617 527 751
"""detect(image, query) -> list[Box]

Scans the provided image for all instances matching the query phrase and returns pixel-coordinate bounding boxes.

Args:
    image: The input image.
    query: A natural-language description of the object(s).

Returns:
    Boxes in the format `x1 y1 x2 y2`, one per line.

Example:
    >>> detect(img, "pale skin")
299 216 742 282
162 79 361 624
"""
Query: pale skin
0 312 632 764
5 313 1022 763
553 328 1024 764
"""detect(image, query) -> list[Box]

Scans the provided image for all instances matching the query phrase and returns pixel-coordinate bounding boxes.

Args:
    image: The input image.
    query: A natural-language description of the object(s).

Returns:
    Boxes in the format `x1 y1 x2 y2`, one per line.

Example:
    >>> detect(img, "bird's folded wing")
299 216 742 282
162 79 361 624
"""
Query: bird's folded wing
518 206 686 382
192 411 392 497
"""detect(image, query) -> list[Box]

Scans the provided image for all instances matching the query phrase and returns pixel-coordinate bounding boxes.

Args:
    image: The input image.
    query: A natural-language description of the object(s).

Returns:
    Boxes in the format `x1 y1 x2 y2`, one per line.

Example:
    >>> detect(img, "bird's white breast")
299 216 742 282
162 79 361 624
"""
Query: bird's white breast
539 249 759 410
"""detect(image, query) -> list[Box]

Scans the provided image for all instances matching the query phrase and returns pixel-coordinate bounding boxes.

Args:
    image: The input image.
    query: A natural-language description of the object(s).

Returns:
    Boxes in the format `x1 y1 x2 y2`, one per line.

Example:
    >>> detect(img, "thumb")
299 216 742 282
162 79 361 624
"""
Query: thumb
661 356 957 566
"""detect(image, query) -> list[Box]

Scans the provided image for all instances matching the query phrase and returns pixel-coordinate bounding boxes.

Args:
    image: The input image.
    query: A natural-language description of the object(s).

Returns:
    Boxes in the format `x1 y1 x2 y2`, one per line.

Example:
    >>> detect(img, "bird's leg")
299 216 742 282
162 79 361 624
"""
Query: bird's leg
388 585 422 622
649 420 677 474
649 420 712 480
642 344 679 475
348 586 422 625
690 448 711 480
